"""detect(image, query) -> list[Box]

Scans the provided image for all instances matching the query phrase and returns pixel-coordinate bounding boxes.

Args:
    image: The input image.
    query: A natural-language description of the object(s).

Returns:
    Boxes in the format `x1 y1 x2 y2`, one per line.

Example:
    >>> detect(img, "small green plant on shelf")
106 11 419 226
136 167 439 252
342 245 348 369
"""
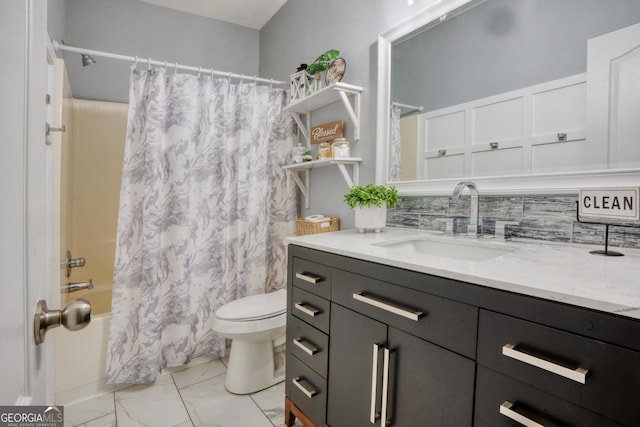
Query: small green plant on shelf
344 184 398 209
306 49 340 76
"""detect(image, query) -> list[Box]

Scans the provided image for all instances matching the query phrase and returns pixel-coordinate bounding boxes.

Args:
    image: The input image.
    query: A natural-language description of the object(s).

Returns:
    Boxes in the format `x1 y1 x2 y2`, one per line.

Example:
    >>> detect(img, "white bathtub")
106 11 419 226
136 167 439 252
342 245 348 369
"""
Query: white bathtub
55 287 123 405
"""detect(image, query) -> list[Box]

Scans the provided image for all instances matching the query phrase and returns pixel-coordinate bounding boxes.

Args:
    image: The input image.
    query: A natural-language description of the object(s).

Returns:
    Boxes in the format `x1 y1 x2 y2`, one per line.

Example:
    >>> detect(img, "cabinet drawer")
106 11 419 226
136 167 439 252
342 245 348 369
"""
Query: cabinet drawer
332 269 477 358
292 257 331 299
286 353 327 427
475 366 624 427
287 314 329 378
478 310 640 426
291 286 330 334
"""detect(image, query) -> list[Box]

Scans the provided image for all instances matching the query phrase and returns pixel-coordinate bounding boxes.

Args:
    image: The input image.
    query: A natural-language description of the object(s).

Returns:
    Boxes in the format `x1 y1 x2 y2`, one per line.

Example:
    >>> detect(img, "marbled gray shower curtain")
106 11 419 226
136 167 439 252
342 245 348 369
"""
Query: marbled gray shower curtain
105 68 296 384
390 104 402 182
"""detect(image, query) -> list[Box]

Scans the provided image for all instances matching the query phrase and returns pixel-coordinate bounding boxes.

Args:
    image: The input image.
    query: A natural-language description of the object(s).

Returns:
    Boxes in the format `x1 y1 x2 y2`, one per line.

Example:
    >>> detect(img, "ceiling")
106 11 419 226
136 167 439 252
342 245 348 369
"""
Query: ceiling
139 0 288 30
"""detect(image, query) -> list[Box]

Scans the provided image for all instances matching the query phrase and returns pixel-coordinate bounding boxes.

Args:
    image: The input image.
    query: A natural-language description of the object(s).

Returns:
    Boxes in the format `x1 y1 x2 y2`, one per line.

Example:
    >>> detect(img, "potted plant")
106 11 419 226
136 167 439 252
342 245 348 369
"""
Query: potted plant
344 184 398 233
305 49 340 92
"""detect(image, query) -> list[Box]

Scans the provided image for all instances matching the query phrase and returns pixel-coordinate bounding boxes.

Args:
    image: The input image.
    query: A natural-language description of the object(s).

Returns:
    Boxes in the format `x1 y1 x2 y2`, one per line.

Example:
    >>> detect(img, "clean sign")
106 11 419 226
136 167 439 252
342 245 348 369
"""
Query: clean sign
579 188 639 221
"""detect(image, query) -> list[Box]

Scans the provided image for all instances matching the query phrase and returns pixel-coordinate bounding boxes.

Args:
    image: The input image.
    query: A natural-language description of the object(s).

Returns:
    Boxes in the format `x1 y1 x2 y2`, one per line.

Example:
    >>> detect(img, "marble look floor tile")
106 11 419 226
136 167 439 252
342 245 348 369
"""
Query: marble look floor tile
172 359 227 389
76 413 117 427
179 374 272 427
115 375 192 427
64 392 115 427
250 382 302 426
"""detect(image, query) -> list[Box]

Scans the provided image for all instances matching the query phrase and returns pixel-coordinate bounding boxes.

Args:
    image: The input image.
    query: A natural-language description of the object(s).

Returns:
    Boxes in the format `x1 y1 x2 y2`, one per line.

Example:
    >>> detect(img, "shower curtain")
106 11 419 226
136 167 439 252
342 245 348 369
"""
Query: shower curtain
105 67 296 384
390 104 402 182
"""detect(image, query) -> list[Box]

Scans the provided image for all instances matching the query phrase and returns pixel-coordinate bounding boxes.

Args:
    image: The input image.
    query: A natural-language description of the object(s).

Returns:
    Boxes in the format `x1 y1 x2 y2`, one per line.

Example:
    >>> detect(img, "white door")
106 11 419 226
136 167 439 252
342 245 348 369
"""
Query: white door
0 0 56 405
587 22 640 169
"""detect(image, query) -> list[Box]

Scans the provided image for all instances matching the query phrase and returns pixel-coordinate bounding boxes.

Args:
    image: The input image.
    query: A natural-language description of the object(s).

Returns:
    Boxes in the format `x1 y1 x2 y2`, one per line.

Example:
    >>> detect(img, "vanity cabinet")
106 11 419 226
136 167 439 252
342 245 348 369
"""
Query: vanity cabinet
285 244 640 427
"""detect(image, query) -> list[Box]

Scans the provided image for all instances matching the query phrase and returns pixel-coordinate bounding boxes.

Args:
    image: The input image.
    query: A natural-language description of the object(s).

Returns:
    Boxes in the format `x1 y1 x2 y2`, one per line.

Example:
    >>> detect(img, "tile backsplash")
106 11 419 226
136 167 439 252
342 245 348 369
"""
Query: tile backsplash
387 194 640 249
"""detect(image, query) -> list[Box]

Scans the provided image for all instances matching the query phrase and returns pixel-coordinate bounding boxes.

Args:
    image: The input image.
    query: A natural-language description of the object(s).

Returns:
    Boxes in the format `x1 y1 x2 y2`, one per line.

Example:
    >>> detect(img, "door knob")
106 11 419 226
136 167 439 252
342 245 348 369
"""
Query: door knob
34 298 91 345
63 250 86 277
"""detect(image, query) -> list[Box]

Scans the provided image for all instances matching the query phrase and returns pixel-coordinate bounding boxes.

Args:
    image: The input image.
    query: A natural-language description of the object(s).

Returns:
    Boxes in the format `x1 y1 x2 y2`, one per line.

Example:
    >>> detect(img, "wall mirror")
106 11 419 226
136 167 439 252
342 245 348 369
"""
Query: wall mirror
376 0 640 195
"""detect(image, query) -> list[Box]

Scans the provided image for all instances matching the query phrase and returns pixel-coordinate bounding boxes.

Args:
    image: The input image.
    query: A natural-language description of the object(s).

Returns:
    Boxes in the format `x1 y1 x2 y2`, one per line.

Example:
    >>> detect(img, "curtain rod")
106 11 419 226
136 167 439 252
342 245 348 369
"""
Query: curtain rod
391 101 424 112
52 41 287 86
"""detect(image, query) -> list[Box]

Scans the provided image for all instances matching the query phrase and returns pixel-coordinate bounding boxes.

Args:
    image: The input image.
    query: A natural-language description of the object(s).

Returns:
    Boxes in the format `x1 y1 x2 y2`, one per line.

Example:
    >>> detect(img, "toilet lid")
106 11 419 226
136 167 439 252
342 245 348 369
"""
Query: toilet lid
216 289 286 321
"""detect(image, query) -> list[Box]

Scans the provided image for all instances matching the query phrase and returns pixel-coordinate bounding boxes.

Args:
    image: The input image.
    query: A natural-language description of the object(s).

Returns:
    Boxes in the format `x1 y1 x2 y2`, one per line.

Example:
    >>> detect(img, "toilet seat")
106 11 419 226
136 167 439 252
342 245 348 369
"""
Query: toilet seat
216 289 286 321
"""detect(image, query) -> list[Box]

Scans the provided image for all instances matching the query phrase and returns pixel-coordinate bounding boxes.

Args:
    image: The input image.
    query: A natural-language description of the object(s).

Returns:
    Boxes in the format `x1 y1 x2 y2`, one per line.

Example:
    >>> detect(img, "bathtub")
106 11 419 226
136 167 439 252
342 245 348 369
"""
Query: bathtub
55 285 122 405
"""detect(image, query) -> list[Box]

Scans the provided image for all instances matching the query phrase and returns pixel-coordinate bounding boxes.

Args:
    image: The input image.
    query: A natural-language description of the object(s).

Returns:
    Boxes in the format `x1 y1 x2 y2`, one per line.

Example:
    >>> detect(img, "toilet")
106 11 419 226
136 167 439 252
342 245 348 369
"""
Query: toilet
212 288 287 394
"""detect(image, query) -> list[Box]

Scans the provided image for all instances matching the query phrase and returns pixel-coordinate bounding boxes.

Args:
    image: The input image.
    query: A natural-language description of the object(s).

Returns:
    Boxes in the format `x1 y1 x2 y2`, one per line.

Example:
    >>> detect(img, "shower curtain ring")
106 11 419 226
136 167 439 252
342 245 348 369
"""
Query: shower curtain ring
174 62 179 75
227 71 232 83
240 73 244 84
254 75 258 85
269 79 273 89
198 66 202 77
163 60 168 71
133 56 139 70
210 68 215 79
147 58 152 70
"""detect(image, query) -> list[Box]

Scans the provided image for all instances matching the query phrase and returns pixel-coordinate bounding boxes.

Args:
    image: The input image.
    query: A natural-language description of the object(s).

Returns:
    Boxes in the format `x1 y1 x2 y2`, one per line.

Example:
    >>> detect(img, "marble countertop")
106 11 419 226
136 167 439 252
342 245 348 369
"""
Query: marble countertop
286 228 640 320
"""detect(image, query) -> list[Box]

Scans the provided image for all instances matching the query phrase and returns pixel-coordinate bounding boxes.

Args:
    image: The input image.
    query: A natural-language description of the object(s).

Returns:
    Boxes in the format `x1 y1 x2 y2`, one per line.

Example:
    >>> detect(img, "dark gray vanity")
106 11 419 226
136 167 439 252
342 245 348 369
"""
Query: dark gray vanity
284 243 640 427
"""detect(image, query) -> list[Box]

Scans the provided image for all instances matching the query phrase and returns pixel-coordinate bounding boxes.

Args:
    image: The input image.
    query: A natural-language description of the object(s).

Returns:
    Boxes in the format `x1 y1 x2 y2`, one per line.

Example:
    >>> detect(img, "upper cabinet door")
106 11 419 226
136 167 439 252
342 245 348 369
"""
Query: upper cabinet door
587 22 640 168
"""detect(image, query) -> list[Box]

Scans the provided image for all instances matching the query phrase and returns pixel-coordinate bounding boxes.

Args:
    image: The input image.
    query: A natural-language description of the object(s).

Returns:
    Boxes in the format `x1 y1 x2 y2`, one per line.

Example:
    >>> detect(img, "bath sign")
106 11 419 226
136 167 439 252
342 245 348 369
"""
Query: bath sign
579 187 639 221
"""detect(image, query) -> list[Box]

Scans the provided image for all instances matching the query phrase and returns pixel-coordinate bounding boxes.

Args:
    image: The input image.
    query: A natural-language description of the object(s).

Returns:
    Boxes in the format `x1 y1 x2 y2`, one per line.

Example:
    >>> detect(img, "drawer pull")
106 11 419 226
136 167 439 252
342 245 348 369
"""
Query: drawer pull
293 338 318 356
296 272 322 284
353 292 423 321
499 401 545 427
294 302 320 318
292 376 317 399
502 344 589 384
370 343 383 423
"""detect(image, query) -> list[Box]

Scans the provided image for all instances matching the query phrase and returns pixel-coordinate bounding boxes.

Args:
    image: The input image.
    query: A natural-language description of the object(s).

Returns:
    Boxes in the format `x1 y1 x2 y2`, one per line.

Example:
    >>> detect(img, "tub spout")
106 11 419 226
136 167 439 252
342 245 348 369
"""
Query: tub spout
61 279 93 293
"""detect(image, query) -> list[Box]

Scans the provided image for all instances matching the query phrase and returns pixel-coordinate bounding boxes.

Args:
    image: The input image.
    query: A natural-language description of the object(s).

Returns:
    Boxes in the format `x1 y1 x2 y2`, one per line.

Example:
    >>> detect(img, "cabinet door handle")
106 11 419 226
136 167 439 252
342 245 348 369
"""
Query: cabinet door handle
380 347 395 427
293 338 318 356
499 401 545 427
294 302 320 317
502 344 589 384
370 343 383 424
296 272 321 284
292 376 317 399
353 292 423 321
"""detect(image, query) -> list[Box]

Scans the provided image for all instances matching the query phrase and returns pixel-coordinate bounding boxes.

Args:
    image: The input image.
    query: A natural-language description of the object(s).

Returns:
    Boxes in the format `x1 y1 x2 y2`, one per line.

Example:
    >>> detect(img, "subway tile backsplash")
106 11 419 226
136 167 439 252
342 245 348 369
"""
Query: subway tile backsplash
387 195 640 249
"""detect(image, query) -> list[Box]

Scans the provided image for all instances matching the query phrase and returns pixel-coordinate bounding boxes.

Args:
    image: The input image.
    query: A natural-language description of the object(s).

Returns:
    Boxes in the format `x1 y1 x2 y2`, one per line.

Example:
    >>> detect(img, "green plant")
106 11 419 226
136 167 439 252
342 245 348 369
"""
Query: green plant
344 184 398 209
306 49 340 76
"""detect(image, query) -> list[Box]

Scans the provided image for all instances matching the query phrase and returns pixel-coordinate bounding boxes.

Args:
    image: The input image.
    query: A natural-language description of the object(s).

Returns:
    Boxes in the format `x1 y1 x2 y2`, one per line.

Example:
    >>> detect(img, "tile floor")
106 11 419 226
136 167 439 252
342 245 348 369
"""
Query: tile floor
64 357 303 427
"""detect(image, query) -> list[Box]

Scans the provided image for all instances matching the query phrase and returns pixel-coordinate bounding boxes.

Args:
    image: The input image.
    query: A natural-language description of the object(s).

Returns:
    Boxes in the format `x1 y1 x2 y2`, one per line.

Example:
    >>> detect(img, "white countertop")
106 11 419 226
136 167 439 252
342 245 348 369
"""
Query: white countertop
286 228 640 320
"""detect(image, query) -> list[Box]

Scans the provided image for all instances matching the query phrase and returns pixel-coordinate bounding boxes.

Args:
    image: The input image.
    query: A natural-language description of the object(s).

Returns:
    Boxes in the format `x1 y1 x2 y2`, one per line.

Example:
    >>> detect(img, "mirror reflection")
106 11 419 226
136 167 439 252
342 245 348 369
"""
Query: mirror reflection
386 0 640 184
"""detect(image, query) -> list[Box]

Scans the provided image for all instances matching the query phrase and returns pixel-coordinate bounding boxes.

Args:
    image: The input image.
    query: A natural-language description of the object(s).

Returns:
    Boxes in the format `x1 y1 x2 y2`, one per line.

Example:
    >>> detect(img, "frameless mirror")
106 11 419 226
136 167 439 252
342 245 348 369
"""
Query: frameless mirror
376 0 640 194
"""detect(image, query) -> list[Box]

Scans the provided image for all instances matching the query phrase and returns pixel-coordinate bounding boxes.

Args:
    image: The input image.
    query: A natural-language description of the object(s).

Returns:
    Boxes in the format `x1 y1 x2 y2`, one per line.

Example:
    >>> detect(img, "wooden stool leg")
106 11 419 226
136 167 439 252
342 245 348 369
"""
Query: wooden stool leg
284 396 317 427
284 396 296 426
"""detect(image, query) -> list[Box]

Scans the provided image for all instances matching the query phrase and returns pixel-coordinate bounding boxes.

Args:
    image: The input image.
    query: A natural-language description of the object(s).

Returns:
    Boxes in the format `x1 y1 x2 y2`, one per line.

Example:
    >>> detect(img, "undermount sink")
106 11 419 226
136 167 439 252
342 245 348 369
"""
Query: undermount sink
372 236 516 262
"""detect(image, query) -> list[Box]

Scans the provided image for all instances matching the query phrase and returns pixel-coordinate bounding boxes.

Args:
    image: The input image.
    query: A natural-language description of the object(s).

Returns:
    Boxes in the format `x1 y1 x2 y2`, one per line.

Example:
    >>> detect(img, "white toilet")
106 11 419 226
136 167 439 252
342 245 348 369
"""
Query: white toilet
212 288 287 394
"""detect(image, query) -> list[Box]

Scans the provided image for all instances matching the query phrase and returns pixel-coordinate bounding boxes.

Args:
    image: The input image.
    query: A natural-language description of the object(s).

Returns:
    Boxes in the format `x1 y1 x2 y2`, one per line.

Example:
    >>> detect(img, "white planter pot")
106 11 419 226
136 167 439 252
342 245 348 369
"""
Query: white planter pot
354 204 387 233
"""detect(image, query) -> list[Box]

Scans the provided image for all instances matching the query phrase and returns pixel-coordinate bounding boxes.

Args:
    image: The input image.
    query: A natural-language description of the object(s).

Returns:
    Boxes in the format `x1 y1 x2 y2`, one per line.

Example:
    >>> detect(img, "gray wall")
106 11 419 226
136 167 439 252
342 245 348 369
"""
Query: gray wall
56 0 261 102
260 0 440 228
393 0 640 112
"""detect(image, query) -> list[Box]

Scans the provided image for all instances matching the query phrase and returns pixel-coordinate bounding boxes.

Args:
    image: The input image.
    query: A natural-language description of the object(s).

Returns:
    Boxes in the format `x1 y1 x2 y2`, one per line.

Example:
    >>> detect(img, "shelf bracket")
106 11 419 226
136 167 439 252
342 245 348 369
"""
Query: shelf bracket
337 90 361 141
289 169 311 209
336 162 359 188
290 111 310 145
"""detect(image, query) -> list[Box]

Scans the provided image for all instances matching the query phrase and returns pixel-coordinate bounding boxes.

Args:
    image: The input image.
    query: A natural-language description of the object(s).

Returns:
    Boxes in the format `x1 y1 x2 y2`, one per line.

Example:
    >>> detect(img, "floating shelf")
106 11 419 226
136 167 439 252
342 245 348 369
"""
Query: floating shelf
285 82 363 145
283 157 361 209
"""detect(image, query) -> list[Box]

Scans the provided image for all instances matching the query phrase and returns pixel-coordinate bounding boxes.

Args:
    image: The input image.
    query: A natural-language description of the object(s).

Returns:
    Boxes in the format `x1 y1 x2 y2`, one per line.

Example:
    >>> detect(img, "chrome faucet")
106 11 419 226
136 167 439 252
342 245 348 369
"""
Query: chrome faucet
451 181 480 238
61 279 93 293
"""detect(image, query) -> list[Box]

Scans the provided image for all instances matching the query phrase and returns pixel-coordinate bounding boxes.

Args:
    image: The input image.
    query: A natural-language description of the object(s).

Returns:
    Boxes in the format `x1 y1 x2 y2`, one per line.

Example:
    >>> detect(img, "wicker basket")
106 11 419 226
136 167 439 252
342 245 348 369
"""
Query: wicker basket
296 217 340 236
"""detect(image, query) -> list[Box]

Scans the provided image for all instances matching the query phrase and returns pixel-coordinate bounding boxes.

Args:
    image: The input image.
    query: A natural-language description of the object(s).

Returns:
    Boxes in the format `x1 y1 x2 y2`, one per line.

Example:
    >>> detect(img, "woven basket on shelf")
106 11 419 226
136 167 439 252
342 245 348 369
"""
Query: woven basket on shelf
296 217 339 236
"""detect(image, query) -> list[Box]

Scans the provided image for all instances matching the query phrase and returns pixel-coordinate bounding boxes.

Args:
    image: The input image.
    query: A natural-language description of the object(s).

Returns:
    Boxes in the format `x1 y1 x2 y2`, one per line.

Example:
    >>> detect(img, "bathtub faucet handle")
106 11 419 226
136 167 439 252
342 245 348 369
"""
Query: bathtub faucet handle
61 279 94 293
62 250 86 277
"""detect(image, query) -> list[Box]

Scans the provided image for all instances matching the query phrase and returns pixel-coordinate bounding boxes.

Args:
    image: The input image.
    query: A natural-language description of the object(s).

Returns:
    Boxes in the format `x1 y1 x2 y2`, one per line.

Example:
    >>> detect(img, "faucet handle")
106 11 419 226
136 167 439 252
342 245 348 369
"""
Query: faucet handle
495 221 519 241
